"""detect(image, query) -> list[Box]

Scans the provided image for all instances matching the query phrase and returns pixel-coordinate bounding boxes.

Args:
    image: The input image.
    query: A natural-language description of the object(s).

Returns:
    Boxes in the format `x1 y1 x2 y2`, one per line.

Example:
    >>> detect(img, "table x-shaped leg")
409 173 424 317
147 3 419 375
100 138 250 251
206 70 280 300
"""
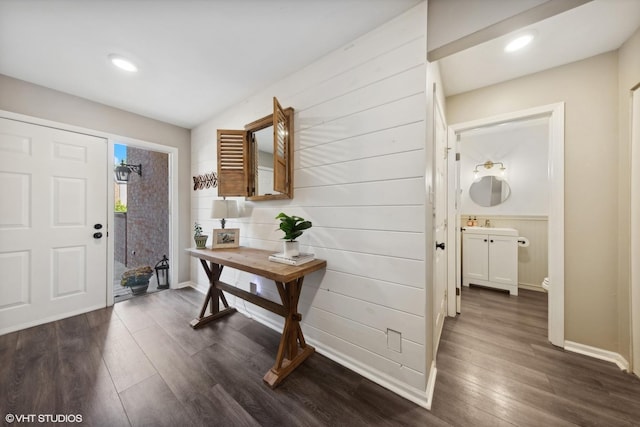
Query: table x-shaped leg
190 260 237 328
263 276 315 388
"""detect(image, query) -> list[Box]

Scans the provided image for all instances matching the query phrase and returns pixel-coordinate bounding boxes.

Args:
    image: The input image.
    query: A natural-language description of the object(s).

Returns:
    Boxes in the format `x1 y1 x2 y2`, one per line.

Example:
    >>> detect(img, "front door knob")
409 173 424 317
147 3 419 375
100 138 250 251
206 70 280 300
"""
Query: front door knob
436 242 445 250
93 232 103 239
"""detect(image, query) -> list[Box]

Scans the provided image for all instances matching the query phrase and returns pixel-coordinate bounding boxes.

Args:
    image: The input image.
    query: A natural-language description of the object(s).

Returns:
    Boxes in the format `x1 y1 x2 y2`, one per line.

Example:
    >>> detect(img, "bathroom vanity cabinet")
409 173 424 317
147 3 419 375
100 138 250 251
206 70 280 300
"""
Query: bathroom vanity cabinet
462 227 518 295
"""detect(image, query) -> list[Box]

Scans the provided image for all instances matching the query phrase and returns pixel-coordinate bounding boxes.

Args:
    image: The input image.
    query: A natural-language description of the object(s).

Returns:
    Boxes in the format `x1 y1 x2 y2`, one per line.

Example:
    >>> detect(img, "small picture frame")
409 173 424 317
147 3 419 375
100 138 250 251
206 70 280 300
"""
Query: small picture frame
212 228 240 249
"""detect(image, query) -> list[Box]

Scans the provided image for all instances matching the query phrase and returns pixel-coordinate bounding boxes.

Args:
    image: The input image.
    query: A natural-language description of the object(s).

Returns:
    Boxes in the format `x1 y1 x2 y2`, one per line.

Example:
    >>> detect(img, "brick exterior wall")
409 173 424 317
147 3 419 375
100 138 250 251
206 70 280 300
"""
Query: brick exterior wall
126 147 169 271
114 212 127 264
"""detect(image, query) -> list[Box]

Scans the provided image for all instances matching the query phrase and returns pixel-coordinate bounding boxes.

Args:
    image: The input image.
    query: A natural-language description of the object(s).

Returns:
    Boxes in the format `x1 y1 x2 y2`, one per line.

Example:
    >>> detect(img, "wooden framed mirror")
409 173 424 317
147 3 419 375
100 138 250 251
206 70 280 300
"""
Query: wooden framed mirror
217 97 294 200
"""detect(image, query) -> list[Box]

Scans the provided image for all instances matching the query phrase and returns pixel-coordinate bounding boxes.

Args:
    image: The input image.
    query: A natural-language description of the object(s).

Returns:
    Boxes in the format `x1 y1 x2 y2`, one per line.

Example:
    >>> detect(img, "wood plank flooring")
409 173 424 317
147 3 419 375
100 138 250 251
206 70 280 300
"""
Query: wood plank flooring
430 286 640 426
1 286 639 426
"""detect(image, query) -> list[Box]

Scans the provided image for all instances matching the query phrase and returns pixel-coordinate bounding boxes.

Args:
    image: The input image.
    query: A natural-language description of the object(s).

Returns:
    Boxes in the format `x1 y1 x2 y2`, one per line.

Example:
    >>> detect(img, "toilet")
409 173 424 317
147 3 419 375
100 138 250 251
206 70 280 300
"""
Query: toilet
542 277 549 292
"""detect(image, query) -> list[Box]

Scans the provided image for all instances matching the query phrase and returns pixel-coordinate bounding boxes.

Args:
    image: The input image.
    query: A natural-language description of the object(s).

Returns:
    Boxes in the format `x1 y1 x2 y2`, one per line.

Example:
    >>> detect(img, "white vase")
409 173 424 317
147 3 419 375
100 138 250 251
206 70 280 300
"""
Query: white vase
283 241 300 258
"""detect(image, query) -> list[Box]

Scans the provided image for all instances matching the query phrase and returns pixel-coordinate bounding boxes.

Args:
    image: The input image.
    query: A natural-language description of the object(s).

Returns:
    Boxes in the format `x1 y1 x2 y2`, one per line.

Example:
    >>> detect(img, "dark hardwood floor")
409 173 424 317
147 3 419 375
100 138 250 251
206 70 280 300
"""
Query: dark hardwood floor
1 286 639 426
430 286 640 426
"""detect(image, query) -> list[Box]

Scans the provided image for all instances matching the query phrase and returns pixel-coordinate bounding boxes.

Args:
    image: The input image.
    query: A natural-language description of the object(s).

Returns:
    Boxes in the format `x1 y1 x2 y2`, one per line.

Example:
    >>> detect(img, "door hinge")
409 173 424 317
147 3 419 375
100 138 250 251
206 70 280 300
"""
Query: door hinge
456 288 460 296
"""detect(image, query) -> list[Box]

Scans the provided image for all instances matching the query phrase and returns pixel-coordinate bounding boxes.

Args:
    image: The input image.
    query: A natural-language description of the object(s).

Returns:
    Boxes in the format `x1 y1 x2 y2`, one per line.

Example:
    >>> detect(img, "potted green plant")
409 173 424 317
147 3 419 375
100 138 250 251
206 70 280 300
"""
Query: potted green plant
121 265 154 295
194 222 208 249
275 212 312 257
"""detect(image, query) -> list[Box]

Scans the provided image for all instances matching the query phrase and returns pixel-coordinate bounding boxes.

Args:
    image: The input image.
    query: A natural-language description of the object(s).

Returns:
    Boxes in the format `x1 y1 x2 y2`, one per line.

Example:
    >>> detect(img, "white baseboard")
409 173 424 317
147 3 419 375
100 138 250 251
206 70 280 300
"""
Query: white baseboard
184 285 434 409
176 280 197 289
307 335 432 409
230 301 432 409
425 361 437 410
564 340 629 371
518 283 546 293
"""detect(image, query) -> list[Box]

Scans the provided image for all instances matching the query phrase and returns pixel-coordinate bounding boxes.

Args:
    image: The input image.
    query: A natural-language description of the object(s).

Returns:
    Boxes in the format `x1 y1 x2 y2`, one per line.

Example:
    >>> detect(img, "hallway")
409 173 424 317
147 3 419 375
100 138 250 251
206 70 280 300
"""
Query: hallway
430 286 640 425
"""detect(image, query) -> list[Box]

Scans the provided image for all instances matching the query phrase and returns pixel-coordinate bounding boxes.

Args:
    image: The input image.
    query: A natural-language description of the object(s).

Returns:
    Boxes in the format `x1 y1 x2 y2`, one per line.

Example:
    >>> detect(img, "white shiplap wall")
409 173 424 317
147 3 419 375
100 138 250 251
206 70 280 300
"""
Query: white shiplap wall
191 3 430 405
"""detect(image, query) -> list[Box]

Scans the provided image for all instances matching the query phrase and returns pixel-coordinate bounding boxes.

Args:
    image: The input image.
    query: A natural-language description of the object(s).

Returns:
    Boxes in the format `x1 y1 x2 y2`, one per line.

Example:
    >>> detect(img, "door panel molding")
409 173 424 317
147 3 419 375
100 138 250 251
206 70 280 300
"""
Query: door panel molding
0 117 107 334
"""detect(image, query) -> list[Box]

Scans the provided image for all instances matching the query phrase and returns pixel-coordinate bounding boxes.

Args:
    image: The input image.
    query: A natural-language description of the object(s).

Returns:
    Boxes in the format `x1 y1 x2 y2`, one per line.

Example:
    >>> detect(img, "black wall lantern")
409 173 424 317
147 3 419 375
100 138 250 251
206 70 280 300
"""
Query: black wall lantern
114 160 142 183
155 255 170 289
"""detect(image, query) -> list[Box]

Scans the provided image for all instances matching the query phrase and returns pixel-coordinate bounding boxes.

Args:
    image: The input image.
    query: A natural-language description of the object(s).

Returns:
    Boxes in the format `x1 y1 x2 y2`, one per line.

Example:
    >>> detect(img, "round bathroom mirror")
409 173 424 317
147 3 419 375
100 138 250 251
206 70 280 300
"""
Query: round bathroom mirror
469 175 511 207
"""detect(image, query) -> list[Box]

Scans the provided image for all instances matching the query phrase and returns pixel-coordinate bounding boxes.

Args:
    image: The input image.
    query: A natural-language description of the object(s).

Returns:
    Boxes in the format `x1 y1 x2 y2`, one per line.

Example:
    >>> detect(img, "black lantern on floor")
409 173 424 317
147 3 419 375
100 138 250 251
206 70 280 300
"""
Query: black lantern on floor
155 255 170 289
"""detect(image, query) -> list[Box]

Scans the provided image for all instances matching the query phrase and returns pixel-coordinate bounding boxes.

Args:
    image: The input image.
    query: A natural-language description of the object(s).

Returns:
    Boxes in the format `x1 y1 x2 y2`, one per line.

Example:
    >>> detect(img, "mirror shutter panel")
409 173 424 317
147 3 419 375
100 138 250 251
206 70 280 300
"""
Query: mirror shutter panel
217 129 249 196
273 97 288 194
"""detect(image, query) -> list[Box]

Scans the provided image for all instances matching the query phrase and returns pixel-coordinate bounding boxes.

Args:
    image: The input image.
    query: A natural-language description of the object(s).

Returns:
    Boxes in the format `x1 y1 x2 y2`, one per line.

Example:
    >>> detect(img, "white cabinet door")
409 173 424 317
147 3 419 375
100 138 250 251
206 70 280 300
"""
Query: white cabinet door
462 233 488 281
489 235 518 286
462 229 518 295
0 118 107 334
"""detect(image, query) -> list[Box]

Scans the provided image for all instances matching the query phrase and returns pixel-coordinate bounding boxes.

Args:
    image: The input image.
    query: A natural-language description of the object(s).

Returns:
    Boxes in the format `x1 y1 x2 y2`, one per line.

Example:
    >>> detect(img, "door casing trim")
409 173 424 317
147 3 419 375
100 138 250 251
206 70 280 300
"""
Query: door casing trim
446 102 565 347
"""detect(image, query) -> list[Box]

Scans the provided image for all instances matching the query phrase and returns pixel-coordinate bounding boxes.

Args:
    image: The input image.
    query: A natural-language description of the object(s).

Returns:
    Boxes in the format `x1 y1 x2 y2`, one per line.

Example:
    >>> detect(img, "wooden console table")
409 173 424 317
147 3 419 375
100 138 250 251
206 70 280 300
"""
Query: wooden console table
185 246 327 388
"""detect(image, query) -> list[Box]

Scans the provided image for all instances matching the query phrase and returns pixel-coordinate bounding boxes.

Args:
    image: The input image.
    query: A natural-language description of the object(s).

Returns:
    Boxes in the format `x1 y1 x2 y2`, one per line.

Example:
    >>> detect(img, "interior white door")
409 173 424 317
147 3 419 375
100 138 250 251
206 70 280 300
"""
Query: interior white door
433 98 448 352
0 118 107 334
631 86 640 377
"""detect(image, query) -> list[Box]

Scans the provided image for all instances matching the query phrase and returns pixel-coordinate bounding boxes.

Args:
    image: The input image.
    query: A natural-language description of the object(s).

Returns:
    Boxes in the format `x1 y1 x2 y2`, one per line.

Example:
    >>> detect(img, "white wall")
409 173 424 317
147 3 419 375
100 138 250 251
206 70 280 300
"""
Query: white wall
617 27 640 365
460 118 549 215
191 3 432 406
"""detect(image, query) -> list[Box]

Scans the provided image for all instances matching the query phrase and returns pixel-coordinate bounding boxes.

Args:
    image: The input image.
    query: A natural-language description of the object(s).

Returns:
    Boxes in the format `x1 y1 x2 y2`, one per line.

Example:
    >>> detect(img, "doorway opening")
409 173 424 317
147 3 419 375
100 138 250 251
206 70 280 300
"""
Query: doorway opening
113 143 171 302
447 103 565 347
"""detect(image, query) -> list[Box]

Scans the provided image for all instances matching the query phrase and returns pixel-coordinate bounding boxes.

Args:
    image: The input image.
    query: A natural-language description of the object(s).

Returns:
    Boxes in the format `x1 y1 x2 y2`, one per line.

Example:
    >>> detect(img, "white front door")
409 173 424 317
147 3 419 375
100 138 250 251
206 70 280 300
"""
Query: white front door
0 118 107 334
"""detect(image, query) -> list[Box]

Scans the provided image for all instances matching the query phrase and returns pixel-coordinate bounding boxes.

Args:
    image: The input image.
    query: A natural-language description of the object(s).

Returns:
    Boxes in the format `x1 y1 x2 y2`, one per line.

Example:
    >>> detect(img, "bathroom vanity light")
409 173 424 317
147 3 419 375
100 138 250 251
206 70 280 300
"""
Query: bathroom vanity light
473 160 506 179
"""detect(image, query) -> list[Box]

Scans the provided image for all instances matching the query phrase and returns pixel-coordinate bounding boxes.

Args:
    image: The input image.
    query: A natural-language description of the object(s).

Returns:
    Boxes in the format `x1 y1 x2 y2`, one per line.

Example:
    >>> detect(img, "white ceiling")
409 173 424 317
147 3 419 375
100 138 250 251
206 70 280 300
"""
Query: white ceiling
438 0 640 96
0 0 422 128
1 0 639 128
427 0 549 52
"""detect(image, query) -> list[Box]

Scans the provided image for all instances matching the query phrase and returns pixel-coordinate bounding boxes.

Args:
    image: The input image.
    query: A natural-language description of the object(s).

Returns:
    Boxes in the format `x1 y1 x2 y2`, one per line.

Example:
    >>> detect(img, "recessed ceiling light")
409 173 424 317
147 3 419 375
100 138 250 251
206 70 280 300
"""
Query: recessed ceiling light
109 54 138 72
504 32 536 53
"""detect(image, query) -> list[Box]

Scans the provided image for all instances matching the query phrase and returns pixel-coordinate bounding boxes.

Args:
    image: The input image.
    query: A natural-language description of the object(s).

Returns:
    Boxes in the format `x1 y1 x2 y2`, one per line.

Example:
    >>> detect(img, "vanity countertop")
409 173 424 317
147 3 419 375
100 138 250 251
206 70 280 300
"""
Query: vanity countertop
463 226 518 236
